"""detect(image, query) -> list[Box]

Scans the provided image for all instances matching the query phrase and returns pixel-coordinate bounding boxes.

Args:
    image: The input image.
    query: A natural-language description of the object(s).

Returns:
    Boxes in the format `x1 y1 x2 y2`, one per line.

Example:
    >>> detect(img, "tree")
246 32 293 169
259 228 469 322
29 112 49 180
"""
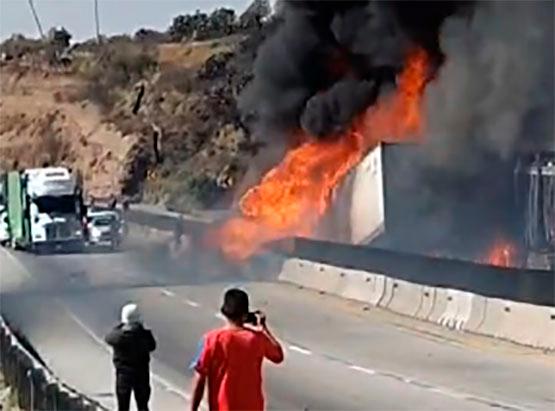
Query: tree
48 26 71 49
168 8 237 41
168 10 208 41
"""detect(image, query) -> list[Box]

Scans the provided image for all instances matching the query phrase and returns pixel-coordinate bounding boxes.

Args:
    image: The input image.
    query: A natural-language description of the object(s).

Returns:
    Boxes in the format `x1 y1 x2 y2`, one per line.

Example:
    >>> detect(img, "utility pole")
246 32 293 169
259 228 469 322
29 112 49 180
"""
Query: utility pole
94 0 101 43
27 0 45 39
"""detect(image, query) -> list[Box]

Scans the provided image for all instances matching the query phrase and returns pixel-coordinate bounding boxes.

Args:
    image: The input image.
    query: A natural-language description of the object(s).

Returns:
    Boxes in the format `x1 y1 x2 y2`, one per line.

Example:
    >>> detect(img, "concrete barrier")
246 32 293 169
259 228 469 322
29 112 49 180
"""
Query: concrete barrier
438 290 474 330
482 299 555 349
476 297 507 340
427 287 449 324
414 287 436 320
336 268 386 306
280 259 342 295
279 259 386 306
126 205 555 351
278 257 555 349
384 279 425 317
463 295 488 333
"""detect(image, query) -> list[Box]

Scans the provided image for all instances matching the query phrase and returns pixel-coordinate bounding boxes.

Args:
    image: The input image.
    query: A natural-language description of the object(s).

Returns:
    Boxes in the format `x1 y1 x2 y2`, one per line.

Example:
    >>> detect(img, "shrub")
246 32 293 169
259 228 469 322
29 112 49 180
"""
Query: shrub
0 34 45 59
134 28 169 43
157 66 196 94
79 42 158 108
168 8 237 42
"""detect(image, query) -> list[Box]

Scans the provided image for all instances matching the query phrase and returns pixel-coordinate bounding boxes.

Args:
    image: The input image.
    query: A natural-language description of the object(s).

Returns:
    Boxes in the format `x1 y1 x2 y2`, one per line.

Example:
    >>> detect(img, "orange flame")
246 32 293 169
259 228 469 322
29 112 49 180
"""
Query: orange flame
484 240 517 268
214 48 430 260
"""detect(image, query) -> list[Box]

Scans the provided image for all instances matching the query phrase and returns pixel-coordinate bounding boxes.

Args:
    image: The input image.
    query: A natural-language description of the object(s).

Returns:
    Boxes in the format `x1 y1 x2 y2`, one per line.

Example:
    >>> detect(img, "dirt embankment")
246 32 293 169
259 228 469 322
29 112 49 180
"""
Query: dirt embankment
0 65 135 198
0 30 267 207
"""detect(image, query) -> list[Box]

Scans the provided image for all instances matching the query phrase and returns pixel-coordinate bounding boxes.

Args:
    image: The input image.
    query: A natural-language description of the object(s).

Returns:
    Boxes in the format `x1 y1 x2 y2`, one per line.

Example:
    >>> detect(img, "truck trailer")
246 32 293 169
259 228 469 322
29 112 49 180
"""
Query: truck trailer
0 167 86 253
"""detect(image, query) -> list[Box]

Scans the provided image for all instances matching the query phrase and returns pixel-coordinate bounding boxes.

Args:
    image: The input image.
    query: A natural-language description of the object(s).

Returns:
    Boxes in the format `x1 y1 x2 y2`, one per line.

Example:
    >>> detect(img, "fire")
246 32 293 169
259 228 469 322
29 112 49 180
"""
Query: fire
214 48 430 260
484 240 517 268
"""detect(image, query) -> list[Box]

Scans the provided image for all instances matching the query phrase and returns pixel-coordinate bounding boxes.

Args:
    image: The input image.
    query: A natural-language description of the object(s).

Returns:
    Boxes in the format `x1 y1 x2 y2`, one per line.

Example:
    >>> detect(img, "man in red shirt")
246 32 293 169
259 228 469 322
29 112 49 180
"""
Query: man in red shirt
190 288 284 411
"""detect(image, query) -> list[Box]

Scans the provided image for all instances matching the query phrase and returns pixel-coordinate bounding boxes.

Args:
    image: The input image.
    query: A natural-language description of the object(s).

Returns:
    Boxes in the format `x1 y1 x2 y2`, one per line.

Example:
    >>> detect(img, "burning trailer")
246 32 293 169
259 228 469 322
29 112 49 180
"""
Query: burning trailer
201 0 552 272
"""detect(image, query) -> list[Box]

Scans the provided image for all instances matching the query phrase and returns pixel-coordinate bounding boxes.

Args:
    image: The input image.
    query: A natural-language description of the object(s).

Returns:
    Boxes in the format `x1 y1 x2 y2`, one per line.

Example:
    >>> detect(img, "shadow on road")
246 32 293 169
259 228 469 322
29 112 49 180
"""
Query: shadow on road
0 239 285 300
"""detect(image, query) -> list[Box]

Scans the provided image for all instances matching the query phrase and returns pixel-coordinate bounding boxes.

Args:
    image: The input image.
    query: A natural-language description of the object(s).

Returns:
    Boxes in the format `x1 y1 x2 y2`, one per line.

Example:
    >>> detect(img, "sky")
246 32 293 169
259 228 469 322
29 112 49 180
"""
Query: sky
0 0 253 41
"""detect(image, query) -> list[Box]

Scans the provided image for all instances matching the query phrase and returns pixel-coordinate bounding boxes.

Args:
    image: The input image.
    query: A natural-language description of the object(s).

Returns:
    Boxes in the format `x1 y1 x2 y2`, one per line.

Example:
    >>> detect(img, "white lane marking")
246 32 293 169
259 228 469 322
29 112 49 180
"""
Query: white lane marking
58 300 191 402
161 289 175 297
183 299 200 308
345 360 522 410
10 260 521 411
349 365 376 375
151 375 190 401
426 387 466 400
288 345 312 356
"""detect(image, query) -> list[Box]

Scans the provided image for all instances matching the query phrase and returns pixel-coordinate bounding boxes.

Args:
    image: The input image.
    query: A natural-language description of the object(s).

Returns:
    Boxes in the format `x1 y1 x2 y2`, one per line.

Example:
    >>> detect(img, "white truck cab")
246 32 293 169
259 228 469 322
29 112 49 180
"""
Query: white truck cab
24 167 85 252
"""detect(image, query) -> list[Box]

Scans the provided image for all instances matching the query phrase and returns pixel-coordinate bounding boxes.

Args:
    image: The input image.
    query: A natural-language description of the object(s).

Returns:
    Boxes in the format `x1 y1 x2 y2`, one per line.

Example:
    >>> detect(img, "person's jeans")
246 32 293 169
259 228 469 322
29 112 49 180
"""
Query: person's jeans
116 372 151 411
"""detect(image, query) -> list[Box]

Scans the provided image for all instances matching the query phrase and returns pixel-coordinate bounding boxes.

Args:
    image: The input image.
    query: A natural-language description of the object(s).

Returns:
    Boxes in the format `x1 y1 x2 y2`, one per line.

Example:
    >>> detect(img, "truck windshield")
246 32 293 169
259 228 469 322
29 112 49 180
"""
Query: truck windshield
92 217 114 226
33 195 77 214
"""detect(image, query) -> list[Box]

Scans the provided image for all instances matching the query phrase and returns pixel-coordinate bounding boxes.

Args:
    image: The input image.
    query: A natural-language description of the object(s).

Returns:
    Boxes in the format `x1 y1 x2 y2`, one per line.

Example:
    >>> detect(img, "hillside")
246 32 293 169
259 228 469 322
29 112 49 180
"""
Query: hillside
0 6 273 209
0 64 133 198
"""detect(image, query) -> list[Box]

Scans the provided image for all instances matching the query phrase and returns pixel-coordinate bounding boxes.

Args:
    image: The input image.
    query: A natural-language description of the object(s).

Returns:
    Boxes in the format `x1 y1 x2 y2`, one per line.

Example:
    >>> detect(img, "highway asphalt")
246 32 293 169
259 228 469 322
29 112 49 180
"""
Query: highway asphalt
1 244 554 410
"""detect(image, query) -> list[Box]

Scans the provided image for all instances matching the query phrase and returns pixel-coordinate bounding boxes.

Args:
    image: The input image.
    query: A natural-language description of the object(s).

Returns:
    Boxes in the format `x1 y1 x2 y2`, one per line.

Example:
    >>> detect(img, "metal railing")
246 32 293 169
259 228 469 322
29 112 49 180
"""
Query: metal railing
0 316 107 411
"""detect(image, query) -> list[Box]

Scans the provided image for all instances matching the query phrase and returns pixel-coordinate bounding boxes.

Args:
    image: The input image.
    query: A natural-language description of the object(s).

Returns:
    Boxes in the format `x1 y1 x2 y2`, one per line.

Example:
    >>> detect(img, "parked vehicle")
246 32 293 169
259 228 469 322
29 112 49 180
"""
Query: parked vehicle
86 210 124 250
0 167 86 253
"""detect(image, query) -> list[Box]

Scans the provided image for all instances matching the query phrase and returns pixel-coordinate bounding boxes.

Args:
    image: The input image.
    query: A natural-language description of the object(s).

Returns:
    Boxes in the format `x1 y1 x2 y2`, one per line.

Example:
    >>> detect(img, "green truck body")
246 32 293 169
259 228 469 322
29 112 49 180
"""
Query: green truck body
6 171 29 247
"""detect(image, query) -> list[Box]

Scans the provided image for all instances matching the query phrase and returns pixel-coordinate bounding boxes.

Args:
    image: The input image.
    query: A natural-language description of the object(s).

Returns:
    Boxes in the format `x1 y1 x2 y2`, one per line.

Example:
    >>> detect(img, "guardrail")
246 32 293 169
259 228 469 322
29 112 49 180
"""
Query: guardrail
283 238 555 307
124 204 554 307
278 258 555 350
124 203 555 349
0 316 107 411
125 205 216 238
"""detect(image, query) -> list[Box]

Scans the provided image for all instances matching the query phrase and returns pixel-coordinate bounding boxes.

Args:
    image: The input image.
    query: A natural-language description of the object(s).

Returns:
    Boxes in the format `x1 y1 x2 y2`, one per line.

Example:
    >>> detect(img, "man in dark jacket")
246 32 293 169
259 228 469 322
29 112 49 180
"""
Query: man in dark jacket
105 303 156 411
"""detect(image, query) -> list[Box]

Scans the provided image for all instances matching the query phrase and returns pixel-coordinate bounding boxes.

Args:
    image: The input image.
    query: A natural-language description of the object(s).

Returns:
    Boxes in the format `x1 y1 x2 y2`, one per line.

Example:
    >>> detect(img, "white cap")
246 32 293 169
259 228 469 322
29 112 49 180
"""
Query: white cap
121 303 142 324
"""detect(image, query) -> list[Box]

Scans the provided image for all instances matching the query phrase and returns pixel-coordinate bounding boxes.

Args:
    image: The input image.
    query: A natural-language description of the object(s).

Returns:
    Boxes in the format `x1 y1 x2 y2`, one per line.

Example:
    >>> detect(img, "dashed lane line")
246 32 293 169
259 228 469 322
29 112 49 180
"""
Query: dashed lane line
160 288 201 308
287 345 312 356
2 253 529 411
57 300 192 403
161 286 528 410
349 365 376 375
161 289 176 297
183 299 200 308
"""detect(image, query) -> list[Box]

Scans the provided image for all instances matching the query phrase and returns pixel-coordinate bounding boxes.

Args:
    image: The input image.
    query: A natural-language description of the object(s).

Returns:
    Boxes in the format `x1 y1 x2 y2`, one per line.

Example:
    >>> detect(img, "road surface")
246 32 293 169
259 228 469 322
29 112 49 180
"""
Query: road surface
1 244 554 410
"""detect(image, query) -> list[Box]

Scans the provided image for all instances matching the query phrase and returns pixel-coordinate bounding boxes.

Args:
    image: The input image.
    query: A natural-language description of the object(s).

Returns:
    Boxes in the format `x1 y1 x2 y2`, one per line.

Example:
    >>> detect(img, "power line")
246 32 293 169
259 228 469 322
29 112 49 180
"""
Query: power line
27 0 45 39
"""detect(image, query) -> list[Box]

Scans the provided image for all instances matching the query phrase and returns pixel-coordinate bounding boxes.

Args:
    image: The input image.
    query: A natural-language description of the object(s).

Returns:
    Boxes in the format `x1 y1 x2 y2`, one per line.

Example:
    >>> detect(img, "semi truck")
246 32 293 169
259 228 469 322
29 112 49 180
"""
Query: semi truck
0 167 86 253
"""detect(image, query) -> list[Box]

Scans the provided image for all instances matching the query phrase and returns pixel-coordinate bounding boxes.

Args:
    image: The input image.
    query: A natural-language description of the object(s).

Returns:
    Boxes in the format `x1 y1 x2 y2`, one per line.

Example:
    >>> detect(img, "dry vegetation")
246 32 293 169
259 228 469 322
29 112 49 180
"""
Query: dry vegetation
0 2 274 209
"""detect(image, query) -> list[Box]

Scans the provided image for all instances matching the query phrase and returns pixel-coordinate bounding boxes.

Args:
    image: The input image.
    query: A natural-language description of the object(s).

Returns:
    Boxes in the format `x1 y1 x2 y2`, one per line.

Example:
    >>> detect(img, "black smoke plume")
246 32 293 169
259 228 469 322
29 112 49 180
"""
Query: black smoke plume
240 0 472 141
380 0 554 263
